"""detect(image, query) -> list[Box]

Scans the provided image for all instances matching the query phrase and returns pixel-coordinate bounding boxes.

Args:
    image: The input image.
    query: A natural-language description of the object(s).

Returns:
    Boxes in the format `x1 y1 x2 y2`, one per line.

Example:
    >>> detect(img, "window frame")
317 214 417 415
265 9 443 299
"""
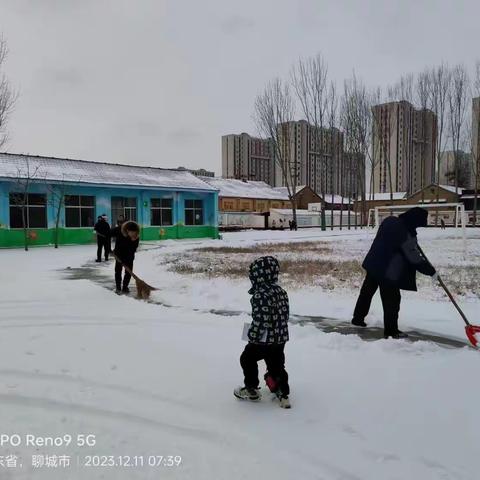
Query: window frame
184 199 204 226
64 195 96 228
9 193 48 229
150 198 173 226
111 196 138 222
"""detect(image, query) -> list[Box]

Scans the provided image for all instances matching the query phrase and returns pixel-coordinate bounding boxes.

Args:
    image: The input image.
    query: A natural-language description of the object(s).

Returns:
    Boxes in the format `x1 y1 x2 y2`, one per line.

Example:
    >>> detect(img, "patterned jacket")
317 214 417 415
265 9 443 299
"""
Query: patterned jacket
247 256 289 345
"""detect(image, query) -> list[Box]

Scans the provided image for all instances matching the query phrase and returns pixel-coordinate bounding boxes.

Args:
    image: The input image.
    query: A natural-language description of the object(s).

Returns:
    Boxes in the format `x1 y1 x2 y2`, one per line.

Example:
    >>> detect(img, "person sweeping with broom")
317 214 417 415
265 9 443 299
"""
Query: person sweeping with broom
110 220 140 294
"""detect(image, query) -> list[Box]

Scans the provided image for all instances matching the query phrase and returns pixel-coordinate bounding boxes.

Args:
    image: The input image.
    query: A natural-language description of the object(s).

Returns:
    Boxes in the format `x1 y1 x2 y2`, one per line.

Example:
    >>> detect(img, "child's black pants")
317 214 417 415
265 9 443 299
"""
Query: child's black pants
240 343 289 395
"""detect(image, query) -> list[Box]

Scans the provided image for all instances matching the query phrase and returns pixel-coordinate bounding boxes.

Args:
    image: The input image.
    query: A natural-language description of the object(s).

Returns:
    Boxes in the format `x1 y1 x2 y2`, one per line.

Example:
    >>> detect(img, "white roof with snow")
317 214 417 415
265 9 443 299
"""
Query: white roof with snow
270 208 323 216
322 195 353 204
363 192 407 201
272 186 308 198
200 177 289 200
438 184 464 194
0 153 216 192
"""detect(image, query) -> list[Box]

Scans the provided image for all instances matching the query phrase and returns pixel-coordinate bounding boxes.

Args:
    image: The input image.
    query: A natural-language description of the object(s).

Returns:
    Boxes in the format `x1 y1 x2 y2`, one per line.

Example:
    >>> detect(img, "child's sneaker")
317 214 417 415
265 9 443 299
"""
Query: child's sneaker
234 386 261 401
279 396 291 409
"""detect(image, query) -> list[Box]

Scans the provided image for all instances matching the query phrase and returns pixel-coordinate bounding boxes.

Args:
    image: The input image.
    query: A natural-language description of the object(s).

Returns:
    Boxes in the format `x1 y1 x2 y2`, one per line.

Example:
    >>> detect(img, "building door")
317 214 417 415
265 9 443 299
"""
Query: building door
111 197 137 222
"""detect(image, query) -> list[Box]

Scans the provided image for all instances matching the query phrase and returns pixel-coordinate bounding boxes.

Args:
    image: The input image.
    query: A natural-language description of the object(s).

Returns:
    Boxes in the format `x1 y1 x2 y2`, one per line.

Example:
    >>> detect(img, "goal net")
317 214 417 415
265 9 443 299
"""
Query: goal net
368 202 467 255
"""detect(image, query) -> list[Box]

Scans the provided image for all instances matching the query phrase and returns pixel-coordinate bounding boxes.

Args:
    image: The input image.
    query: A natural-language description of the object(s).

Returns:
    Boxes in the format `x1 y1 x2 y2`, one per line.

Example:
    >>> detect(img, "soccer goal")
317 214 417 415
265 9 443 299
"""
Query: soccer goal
369 202 467 256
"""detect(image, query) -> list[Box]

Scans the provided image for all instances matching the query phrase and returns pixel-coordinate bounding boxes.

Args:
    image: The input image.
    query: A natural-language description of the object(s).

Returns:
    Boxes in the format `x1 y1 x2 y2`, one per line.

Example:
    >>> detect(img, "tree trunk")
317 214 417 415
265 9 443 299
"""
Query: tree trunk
330 193 334 230
54 206 61 248
22 205 28 252
291 198 297 231
474 183 478 227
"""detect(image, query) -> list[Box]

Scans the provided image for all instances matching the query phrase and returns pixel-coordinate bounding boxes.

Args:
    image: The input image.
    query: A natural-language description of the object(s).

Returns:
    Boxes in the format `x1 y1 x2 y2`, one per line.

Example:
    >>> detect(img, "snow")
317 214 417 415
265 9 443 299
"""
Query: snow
0 153 216 191
439 184 465 194
0 227 479 479
364 192 407 201
323 194 353 204
272 185 307 197
201 177 288 200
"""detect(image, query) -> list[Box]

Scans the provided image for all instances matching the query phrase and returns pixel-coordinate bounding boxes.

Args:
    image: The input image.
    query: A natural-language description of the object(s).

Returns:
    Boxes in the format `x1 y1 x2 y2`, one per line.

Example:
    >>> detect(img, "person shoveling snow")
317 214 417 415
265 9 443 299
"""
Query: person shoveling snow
351 207 436 339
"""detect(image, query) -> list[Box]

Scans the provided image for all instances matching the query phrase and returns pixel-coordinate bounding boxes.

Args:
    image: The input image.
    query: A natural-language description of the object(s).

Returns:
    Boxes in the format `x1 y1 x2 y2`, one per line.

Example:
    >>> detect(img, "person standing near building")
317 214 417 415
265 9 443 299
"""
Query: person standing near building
94 214 111 262
116 214 125 227
351 207 436 338
111 221 140 294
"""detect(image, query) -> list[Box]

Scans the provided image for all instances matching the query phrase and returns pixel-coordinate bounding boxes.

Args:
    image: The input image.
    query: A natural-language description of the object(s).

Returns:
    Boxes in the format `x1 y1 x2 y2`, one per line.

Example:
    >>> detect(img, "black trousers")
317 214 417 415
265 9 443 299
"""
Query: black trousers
353 273 401 335
115 260 133 290
240 343 290 396
97 238 110 261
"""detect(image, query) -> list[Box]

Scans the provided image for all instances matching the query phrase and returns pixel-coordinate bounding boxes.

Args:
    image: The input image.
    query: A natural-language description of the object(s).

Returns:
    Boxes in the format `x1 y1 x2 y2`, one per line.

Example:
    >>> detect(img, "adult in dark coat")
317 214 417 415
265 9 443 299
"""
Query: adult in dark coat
94 214 111 262
111 221 140 293
352 207 436 338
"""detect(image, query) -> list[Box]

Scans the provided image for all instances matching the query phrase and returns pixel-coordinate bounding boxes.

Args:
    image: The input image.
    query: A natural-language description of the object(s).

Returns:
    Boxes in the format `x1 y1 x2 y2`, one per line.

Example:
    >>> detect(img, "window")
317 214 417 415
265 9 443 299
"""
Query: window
111 197 137 222
65 195 95 227
151 198 173 226
9 193 47 228
185 199 203 225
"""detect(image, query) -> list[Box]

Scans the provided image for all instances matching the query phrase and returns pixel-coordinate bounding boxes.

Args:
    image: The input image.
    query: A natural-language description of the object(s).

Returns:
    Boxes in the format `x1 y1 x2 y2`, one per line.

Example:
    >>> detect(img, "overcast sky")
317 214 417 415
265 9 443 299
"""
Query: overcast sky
1 0 479 174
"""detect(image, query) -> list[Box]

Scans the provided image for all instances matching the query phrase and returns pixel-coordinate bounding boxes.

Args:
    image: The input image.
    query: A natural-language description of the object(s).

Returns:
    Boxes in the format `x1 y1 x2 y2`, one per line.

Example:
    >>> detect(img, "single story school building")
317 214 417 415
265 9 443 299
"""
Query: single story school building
0 153 219 248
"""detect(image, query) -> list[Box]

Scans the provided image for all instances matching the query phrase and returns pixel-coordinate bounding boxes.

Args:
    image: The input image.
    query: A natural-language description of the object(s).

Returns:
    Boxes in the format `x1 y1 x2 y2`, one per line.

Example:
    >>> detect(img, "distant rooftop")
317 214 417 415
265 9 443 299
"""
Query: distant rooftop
0 153 216 192
363 192 408 201
200 177 289 200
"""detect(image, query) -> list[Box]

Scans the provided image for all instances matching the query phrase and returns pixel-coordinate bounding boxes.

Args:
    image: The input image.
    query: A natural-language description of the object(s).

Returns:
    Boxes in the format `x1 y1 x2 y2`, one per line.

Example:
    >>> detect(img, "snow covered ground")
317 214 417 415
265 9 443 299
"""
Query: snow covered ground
0 228 479 479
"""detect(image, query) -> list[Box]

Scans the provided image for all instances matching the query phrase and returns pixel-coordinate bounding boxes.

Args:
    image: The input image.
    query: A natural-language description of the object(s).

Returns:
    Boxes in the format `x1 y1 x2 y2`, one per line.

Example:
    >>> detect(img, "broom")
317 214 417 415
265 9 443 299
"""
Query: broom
112 253 158 300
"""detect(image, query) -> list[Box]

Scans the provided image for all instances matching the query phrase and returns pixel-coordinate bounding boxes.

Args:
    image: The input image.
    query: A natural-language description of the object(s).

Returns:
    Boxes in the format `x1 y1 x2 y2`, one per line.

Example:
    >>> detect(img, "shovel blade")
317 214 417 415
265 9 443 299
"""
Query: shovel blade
465 325 480 347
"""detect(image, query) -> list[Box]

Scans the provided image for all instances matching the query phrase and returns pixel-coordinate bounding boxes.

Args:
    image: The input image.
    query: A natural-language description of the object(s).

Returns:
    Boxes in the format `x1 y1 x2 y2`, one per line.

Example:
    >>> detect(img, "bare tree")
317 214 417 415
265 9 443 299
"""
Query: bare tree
326 81 338 230
291 54 329 230
426 64 451 224
371 85 398 200
388 73 415 104
472 61 480 225
340 74 372 227
12 157 40 251
448 65 470 196
0 35 16 149
253 78 298 226
47 177 68 248
414 71 433 203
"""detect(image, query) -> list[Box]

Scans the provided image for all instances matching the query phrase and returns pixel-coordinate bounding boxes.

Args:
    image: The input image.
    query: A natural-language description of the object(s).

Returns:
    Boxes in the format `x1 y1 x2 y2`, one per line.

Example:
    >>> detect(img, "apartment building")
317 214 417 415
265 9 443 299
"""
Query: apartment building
221 133 274 185
372 100 437 195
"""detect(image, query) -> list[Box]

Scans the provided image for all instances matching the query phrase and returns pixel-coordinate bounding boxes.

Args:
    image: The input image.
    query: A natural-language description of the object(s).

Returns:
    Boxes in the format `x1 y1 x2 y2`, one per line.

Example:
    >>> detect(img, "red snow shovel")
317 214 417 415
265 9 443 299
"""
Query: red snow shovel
418 245 480 347
436 275 480 348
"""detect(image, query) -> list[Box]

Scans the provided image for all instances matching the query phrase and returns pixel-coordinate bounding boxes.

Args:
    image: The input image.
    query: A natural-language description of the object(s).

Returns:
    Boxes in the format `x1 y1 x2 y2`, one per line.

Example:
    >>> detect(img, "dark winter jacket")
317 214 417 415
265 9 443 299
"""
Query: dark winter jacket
248 256 289 345
111 222 139 262
94 218 111 238
362 208 435 291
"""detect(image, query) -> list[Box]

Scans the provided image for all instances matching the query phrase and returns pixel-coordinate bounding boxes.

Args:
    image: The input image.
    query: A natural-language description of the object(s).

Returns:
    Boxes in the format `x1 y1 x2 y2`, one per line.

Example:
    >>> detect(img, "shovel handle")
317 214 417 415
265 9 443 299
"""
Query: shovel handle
112 253 141 282
436 275 471 327
417 245 471 327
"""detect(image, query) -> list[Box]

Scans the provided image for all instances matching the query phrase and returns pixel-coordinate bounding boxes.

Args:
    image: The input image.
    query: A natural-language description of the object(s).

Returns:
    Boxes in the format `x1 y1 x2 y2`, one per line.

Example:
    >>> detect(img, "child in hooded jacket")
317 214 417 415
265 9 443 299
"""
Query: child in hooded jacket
234 256 291 408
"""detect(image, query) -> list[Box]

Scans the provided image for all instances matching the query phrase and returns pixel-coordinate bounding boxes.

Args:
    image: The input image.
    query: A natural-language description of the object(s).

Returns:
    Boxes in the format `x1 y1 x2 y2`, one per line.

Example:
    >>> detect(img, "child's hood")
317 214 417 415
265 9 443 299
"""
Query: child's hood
249 256 280 292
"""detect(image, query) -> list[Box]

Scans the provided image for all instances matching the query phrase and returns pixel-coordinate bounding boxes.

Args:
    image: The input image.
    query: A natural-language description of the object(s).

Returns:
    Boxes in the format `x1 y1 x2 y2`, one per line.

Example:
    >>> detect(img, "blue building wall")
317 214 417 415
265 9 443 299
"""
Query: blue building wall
0 180 219 247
